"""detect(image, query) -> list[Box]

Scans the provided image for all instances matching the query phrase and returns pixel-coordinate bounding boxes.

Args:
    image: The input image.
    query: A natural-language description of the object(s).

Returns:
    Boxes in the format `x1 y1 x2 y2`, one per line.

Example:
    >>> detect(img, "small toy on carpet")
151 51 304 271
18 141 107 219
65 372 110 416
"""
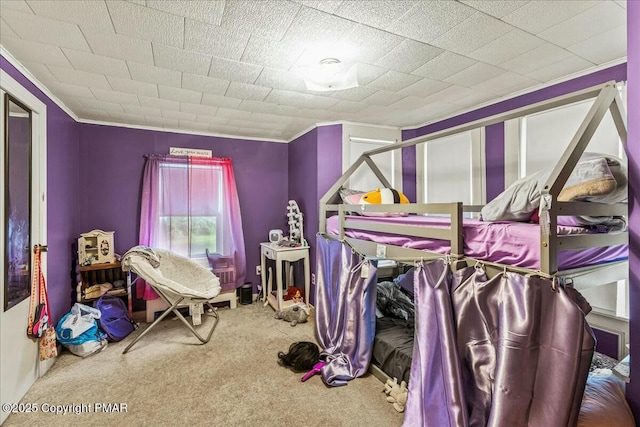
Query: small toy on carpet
384 377 408 413
274 302 309 326
301 361 327 382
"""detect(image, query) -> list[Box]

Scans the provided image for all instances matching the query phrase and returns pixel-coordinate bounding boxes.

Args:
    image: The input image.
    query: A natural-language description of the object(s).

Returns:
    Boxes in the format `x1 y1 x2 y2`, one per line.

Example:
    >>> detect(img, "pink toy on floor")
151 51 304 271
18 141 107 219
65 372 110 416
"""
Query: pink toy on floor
301 361 326 382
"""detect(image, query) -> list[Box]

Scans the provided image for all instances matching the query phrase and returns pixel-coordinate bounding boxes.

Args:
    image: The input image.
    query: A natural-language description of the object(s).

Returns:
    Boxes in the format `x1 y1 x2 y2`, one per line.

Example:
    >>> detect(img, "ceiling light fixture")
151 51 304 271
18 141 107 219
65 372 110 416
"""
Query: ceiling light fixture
300 58 358 92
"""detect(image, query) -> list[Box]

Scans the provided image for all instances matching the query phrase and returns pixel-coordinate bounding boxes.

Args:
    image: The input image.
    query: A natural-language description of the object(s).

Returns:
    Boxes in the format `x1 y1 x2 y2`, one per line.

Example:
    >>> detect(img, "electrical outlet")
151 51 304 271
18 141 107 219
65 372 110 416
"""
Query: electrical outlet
256 265 262 276
311 273 315 285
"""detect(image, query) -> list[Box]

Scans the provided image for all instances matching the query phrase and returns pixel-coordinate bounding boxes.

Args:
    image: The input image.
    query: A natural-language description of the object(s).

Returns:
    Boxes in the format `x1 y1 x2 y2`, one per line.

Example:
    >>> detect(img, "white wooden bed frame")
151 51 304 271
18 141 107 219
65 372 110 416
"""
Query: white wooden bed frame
319 81 629 290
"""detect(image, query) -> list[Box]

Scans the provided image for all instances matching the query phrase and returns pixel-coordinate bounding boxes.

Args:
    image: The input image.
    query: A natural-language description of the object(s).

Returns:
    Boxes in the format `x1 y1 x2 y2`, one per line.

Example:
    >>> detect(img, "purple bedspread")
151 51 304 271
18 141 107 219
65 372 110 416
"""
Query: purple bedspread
326 215 627 270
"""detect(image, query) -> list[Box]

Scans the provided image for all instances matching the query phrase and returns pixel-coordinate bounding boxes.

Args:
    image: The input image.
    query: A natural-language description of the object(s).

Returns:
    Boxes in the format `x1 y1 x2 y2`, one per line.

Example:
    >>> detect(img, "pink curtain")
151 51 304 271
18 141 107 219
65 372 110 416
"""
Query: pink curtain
138 154 246 300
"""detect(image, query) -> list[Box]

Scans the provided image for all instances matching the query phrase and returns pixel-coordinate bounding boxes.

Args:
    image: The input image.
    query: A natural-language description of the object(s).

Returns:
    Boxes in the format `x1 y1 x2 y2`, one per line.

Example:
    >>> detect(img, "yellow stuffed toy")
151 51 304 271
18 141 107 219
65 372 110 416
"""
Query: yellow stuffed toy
359 188 409 204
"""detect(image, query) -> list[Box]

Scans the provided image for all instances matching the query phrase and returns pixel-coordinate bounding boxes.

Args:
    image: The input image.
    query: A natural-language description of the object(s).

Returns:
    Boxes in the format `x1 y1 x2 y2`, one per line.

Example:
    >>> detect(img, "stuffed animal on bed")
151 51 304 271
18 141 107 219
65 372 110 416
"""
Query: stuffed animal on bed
359 188 409 205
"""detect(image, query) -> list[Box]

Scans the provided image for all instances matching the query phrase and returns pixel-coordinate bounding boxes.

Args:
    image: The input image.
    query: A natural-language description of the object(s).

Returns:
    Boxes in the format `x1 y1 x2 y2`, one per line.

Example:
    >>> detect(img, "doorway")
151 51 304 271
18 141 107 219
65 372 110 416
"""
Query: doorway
0 70 48 424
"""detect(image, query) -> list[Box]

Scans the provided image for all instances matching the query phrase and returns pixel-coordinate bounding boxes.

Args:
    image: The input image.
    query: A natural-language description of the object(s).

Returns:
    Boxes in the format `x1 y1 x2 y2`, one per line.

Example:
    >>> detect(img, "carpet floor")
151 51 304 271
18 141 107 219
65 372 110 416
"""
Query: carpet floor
4 303 404 427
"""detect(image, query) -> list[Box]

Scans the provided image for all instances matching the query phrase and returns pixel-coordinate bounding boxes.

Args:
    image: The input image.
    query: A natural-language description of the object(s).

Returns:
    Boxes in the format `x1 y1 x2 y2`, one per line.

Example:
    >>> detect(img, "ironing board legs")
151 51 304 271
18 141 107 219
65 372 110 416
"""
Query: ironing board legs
122 297 219 354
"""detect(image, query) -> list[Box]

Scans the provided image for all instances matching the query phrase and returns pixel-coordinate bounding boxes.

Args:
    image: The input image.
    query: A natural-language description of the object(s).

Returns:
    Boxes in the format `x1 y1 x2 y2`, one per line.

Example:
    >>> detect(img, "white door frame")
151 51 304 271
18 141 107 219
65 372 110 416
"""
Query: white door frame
0 70 49 425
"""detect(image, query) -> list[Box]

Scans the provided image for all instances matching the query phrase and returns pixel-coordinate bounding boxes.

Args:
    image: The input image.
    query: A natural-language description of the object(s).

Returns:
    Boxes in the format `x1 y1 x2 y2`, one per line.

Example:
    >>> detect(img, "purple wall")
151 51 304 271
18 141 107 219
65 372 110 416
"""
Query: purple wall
77 123 288 296
485 123 505 201
287 124 343 303
1 55 80 324
626 0 639 416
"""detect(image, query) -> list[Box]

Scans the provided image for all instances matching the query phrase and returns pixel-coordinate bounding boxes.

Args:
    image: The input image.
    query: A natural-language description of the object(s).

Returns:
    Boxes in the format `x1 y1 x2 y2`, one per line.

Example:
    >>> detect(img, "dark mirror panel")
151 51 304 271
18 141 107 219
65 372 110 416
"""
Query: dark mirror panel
4 95 32 311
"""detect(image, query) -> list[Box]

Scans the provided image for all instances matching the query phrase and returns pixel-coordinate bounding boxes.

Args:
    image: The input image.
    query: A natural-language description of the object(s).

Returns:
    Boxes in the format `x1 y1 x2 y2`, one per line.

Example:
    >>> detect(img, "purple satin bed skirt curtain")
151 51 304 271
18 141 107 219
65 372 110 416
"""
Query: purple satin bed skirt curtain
315 236 377 387
403 259 468 427
404 263 594 427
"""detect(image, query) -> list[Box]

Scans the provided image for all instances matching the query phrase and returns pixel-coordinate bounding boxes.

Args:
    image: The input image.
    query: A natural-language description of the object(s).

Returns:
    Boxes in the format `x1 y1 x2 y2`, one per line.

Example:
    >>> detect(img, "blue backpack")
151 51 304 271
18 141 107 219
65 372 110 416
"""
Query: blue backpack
94 296 136 342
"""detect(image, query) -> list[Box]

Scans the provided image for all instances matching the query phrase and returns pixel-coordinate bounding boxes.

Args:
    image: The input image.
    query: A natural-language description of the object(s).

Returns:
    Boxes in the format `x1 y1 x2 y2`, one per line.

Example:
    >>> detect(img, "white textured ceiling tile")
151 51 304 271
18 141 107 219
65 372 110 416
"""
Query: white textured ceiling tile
614 0 626 9
152 43 212 75
53 95 84 110
265 90 339 110
177 120 212 132
502 0 599 34
45 81 94 99
182 73 230 95
208 57 262 84
146 0 225 26
123 104 162 117
201 93 243 109
431 12 515 55
161 109 197 122
75 107 112 122
221 0 300 41
567 26 627 64
334 1 417 28
196 115 229 125
1 1 33 13
399 78 451 98
110 111 147 126
459 0 529 18
424 85 480 104
106 1 184 47
389 96 425 111
180 102 218 117
337 24 403 64
62 48 131 78
254 68 308 93
77 98 124 113
328 86 378 102
282 6 356 46
158 85 203 104
452 91 498 108
19 61 59 82
27 0 114 32
291 1 343 14
238 99 283 114
225 82 271 101
47 65 111 89
139 95 180 111
330 100 367 114
386 1 476 43
444 63 504 87
158 118 180 128
361 90 407 106
537 2 626 48
1 18 19 37
525 56 594 82
128 62 182 87
81 28 154 64
216 108 248 119
251 112 291 123
376 39 443 74
240 37 304 70
184 19 249 61
145 116 174 128
90 87 140 106
471 71 540 95
467 29 545 65
2 36 72 67
1 8 91 51
412 51 477 80
369 70 422 92
107 76 158 97
126 0 146 6
351 63 388 86
500 43 573 75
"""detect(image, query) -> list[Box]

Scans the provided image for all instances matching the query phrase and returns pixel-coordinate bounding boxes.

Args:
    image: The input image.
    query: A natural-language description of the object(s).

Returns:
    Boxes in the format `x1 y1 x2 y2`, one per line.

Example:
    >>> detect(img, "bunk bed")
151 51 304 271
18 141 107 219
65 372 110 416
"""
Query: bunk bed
315 82 631 426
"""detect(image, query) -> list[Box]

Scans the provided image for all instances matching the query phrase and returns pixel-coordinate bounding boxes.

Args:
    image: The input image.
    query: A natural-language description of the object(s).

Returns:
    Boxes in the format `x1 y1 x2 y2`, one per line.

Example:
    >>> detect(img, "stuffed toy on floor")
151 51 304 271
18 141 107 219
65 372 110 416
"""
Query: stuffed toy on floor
274 302 309 326
384 377 408 413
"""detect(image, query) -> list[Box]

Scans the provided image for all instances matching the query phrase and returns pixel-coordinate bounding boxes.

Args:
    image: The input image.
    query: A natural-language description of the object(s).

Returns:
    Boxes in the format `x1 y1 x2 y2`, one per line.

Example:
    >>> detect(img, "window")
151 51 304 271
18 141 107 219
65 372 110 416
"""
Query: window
138 154 246 300
157 161 223 258
417 129 485 212
507 82 628 319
